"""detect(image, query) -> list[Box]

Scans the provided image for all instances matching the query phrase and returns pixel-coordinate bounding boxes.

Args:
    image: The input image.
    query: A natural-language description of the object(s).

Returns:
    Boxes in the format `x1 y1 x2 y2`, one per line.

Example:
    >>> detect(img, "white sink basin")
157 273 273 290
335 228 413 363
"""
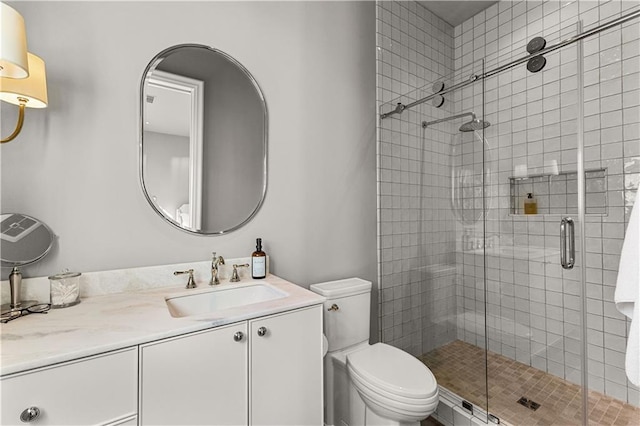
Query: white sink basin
166 282 288 318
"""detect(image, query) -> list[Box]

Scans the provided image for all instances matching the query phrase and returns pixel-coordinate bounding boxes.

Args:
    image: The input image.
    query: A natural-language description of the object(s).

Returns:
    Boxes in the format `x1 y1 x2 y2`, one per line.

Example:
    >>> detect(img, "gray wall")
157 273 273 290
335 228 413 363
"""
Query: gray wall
0 2 377 292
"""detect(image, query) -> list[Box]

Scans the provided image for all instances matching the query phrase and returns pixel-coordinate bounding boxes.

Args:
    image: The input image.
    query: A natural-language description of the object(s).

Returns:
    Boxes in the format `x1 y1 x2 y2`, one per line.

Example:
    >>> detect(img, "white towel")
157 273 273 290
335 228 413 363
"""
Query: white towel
615 198 640 387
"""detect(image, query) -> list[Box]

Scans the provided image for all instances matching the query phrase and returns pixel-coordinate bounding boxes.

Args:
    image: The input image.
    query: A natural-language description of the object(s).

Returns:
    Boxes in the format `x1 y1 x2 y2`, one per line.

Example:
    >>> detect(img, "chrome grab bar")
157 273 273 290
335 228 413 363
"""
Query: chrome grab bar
560 217 575 269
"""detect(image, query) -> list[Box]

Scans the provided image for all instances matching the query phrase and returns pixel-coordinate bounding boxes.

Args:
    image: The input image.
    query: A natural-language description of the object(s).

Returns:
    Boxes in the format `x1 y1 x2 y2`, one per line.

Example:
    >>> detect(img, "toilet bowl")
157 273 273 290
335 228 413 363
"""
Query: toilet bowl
348 343 439 423
310 278 438 426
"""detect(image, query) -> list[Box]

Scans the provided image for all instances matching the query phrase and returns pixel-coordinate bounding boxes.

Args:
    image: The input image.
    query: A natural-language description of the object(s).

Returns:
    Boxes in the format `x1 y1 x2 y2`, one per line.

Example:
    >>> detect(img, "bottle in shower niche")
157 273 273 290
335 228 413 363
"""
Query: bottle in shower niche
524 193 538 214
252 238 266 279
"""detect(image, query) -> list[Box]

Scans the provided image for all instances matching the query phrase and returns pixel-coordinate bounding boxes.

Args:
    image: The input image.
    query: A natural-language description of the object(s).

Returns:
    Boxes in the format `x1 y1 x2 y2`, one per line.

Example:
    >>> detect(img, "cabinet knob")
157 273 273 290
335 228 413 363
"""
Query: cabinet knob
233 331 244 342
328 304 339 311
20 406 40 423
257 326 267 337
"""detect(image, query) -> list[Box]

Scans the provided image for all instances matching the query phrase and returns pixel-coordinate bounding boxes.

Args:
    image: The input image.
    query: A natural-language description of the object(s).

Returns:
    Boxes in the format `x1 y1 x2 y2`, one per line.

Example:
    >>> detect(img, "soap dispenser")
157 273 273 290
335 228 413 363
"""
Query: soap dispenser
252 238 266 279
524 193 538 214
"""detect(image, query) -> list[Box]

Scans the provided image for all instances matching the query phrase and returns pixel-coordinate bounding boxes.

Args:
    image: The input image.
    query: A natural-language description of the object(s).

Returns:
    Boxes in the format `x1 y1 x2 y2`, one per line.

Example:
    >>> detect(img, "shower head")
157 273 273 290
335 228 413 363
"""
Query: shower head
459 117 490 132
422 111 490 132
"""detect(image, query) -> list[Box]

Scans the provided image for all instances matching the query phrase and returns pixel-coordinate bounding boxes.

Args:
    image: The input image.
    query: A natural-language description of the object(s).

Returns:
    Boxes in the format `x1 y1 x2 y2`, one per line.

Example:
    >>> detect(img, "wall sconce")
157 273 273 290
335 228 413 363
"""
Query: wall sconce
0 2 48 144
0 2 28 78
0 53 48 143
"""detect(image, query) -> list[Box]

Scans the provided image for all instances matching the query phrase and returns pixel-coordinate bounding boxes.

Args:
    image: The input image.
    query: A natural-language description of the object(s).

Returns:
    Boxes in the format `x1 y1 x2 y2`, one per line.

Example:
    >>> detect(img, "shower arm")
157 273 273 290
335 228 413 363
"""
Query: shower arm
422 112 475 129
380 8 640 120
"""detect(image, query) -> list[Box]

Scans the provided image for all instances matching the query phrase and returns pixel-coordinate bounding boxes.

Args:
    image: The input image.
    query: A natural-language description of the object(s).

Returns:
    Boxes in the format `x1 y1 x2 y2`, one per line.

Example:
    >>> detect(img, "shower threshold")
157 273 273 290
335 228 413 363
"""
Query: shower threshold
427 385 505 426
420 340 640 426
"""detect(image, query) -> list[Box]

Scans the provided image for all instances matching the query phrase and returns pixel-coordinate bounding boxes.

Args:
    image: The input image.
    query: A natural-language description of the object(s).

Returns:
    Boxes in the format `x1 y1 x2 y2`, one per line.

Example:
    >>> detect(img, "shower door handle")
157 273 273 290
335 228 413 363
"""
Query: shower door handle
560 217 575 269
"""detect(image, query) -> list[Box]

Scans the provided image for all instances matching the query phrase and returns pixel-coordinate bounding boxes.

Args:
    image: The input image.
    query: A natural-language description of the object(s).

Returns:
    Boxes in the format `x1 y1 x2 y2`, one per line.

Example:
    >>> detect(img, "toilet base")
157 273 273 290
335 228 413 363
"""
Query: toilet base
348 380 421 426
365 407 420 426
325 348 434 426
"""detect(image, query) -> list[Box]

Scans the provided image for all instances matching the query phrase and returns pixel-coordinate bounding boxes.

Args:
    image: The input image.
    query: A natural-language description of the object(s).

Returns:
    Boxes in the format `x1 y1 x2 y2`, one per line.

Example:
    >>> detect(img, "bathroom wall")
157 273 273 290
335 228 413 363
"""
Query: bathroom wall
376 0 458 355
454 0 639 405
0 2 377 292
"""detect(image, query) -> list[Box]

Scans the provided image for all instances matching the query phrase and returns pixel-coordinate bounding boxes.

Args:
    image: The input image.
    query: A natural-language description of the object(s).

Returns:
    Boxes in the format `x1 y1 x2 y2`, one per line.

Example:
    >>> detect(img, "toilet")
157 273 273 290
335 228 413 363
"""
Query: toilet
310 278 438 426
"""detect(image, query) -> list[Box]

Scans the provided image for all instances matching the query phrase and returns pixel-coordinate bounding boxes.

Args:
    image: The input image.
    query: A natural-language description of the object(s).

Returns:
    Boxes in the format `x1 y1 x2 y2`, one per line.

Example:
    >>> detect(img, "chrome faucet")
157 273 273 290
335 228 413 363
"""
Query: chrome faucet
210 252 225 285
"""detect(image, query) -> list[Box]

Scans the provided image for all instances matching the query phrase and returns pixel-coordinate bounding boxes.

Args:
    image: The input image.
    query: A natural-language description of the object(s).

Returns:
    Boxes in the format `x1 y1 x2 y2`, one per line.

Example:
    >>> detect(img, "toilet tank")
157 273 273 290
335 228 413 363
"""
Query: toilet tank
309 278 371 352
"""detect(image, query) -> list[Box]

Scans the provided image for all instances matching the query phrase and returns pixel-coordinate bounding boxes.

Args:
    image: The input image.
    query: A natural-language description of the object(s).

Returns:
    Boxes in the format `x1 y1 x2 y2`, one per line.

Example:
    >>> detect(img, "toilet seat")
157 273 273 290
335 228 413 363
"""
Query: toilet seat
346 343 438 400
350 376 439 423
348 369 438 411
346 343 438 422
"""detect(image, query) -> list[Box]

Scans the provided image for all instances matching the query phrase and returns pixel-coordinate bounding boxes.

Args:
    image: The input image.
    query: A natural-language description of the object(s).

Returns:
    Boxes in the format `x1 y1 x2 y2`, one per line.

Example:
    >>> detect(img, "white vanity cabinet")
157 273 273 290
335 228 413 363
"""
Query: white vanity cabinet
0 348 138 426
139 322 249 425
249 305 323 425
139 305 323 426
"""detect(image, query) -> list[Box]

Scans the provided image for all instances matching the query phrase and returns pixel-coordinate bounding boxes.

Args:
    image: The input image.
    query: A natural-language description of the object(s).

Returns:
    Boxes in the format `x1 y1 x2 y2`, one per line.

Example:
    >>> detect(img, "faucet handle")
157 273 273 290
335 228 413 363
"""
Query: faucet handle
174 269 196 289
230 264 249 282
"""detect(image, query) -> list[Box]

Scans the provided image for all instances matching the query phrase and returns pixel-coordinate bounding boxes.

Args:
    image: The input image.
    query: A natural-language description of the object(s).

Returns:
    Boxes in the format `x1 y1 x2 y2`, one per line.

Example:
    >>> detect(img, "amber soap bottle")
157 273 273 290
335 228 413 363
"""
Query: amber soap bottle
252 238 266 279
524 192 538 214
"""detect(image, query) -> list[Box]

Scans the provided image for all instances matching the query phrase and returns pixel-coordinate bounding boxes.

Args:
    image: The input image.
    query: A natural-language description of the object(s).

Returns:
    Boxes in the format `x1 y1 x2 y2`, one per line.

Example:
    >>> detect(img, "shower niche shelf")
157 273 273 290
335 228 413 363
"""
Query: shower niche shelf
509 168 607 216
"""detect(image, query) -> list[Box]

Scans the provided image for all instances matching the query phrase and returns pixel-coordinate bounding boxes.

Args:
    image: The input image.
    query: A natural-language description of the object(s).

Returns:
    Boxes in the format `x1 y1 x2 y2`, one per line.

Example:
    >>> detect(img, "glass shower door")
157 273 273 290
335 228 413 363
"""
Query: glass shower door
482 22 588 425
415 58 490 424
582 7 640 424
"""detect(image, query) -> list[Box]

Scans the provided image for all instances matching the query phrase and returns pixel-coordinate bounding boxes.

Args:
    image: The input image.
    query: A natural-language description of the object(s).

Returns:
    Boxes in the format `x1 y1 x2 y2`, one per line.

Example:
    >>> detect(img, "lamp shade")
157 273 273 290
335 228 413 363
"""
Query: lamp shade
0 52 47 108
0 2 29 79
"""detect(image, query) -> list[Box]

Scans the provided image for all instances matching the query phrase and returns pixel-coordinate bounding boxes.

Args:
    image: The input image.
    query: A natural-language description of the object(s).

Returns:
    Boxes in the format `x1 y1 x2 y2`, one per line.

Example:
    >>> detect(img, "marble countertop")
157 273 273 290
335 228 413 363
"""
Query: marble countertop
0 274 325 376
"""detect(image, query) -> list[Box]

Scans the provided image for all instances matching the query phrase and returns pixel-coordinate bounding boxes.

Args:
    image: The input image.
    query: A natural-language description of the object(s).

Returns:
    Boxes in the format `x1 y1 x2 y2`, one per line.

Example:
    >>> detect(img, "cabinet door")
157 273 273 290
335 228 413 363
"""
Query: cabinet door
1 348 137 426
249 305 323 425
140 322 248 425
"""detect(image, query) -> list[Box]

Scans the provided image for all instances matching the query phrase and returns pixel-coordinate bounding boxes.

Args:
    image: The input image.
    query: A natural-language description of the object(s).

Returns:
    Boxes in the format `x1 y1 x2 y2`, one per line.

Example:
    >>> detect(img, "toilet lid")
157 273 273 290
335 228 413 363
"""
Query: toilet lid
347 343 437 399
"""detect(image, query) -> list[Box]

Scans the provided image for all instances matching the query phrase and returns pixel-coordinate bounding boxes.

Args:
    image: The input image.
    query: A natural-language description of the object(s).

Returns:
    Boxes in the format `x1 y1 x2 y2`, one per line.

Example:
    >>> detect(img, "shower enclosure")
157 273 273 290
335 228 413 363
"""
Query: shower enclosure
377 2 639 424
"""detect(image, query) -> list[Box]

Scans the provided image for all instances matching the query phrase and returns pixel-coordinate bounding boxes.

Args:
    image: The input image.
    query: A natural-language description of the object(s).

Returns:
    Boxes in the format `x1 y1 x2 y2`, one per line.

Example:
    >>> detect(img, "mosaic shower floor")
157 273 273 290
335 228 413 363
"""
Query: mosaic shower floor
420 340 640 426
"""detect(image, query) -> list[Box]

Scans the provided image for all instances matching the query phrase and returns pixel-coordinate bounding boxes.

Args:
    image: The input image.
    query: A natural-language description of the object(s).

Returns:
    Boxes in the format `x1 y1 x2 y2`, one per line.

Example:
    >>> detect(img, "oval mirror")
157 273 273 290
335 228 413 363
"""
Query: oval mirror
1 213 54 267
140 44 267 235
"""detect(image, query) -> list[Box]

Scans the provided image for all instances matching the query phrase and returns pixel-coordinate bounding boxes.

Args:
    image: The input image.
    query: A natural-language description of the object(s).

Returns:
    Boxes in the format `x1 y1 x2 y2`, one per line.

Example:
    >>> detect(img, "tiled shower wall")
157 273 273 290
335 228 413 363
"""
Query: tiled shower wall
454 0 639 405
376 0 458 355
377 0 639 408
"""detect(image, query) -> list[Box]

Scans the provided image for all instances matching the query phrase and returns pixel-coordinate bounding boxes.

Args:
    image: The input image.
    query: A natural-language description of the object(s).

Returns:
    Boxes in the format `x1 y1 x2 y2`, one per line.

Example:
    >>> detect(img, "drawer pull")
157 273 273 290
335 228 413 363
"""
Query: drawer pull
20 406 40 423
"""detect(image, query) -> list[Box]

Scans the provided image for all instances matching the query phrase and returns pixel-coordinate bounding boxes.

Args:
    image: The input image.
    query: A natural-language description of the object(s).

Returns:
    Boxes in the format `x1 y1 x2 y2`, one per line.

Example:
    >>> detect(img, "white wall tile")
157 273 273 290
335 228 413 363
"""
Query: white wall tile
450 0 639 406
